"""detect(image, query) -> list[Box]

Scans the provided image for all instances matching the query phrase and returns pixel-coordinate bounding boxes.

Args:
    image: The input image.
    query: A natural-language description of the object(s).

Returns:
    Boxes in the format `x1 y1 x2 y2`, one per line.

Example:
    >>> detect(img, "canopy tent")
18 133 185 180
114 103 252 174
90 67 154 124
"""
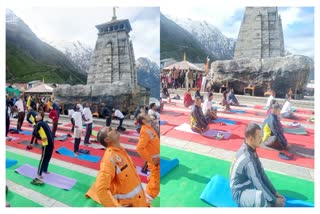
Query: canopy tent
162 60 204 72
24 83 53 94
6 86 21 97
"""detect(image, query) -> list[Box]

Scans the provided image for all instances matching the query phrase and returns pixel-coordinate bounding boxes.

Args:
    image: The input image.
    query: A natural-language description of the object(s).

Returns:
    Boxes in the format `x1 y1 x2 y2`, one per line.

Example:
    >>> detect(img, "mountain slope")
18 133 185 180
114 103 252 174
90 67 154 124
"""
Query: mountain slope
6 10 86 84
170 16 235 60
160 13 214 63
136 57 160 99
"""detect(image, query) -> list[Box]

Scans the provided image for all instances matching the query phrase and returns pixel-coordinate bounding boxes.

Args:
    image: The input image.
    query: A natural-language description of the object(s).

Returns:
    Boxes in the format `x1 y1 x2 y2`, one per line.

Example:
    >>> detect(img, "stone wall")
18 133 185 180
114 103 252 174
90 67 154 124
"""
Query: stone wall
234 7 285 59
87 30 136 86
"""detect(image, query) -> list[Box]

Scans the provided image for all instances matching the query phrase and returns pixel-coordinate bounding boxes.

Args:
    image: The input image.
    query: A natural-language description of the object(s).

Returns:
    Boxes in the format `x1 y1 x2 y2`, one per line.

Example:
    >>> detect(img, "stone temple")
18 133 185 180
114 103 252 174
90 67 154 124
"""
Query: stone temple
234 7 285 59
210 7 313 98
54 8 149 113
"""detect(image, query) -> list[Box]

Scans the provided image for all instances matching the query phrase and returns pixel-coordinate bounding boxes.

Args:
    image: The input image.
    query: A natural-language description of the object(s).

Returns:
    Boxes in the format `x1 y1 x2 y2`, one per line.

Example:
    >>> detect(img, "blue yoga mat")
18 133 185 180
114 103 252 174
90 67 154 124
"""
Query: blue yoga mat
212 118 236 125
11 128 32 135
6 159 18 168
160 158 179 178
56 147 101 163
230 109 246 114
160 120 168 125
200 175 314 207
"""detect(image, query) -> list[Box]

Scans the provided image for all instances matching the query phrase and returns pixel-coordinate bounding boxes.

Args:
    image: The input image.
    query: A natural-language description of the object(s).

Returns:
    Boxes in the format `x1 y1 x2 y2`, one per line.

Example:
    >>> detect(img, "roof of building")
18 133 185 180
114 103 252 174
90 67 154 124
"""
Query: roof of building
163 60 204 71
25 83 53 93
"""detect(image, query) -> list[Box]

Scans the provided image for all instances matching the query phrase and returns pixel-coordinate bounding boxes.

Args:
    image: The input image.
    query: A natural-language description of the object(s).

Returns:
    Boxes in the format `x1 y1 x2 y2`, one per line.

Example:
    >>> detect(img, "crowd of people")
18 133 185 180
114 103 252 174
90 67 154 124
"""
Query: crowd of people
6 92 161 207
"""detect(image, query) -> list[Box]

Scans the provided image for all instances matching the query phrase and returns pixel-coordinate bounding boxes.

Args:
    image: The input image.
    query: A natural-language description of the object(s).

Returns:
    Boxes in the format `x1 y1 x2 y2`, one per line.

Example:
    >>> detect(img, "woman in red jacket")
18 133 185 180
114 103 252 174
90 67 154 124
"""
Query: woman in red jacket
48 106 59 137
183 89 194 108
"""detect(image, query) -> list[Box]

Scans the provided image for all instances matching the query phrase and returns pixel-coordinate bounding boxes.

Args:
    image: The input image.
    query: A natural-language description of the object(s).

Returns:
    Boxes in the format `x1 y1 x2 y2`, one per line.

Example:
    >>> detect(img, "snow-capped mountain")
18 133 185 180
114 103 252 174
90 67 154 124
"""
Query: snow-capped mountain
45 40 93 74
136 57 160 99
166 15 235 60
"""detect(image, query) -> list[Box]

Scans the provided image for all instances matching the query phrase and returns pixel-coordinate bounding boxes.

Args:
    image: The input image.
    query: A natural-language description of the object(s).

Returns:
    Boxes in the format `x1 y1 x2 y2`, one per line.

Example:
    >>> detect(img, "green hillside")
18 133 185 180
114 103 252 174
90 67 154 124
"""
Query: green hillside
6 11 86 84
160 13 215 63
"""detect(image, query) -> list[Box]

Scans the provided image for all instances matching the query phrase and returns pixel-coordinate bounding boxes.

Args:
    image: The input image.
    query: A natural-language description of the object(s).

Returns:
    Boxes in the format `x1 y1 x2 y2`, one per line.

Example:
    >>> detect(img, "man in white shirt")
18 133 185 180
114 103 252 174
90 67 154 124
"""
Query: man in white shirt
72 104 83 155
202 92 218 120
280 96 297 119
83 103 93 145
68 108 75 132
113 107 126 131
266 91 275 109
14 95 25 131
148 103 160 121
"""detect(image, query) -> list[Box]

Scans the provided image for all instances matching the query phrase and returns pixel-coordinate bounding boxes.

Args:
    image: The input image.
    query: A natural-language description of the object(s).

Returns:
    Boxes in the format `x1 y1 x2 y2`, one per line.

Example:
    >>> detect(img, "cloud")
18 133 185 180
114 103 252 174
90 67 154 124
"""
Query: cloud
7 7 160 63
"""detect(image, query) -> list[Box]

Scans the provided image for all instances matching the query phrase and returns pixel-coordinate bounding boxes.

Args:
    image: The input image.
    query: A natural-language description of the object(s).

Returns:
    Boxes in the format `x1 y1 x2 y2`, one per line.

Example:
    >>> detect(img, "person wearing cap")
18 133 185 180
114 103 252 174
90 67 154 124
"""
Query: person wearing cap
85 126 148 207
136 113 160 206
202 92 218 120
72 104 83 156
262 103 291 150
230 122 285 207
31 114 55 185
190 96 209 134
83 102 93 145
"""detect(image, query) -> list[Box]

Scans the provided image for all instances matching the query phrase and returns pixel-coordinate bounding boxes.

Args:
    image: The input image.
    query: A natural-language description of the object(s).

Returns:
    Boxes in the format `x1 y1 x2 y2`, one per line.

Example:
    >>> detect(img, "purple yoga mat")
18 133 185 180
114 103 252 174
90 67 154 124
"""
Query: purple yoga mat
15 164 77 190
203 130 232 140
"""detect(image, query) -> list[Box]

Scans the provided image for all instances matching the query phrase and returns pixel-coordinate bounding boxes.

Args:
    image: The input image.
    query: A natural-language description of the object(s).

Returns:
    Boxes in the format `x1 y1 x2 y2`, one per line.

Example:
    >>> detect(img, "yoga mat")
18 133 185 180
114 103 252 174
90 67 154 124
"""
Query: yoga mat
18 140 42 149
174 123 232 140
230 109 246 114
160 158 179 178
6 151 102 207
6 191 43 207
283 127 308 135
15 164 77 190
212 118 236 125
55 135 68 141
56 147 101 163
160 120 168 125
161 111 184 116
69 140 106 150
160 145 314 207
6 159 18 168
200 174 314 207
11 128 32 135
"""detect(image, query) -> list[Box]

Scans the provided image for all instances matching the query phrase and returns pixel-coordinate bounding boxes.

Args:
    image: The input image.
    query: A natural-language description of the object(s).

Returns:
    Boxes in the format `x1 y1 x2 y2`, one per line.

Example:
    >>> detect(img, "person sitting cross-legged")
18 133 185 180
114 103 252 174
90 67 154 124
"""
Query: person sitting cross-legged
262 103 291 150
202 92 218 120
227 88 240 106
183 89 194 108
280 95 298 120
230 122 286 207
190 96 209 134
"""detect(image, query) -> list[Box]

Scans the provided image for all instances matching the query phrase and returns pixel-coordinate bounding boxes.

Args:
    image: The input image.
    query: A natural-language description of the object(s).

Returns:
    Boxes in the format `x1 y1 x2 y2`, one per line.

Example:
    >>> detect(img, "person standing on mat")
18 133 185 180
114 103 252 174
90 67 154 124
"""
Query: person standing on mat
14 95 25 132
26 107 39 147
48 106 59 138
101 103 112 127
190 96 209 134
83 102 93 145
31 114 54 185
262 103 291 151
230 122 285 207
85 126 148 207
72 104 83 156
136 113 160 206
113 107 126 131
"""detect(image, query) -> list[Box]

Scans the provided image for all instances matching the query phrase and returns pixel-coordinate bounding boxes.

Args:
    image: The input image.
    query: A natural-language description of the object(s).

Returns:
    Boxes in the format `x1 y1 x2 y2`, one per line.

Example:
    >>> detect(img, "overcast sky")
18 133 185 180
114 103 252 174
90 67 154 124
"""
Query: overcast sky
161 6 314 58
7 7 160 64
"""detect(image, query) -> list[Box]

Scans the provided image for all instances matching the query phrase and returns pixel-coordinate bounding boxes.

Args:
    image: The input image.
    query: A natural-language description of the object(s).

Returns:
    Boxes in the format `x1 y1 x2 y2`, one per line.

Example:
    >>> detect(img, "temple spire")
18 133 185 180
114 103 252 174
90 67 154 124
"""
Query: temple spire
112 7 118 20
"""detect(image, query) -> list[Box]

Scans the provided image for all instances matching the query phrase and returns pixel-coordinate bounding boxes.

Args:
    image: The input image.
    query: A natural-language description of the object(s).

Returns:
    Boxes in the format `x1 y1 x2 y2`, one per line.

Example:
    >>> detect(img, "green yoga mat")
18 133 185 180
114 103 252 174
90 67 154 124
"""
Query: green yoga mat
6 190 43 207
283 127 308 135
6 151 101 207
92 130 98 137
160 145 314 207
6 151 160 207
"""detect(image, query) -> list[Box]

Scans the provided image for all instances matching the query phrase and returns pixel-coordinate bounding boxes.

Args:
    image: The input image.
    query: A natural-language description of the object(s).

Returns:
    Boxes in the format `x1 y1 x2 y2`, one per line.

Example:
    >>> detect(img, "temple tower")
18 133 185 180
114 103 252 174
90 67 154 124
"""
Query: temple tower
234 7 285 59
87 7 137 85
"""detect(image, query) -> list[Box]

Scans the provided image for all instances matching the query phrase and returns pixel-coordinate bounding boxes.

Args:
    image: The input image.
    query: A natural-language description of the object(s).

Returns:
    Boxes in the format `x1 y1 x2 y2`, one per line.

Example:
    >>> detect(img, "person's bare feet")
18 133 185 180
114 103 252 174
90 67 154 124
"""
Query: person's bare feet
74 152 79 157
38 175 43 179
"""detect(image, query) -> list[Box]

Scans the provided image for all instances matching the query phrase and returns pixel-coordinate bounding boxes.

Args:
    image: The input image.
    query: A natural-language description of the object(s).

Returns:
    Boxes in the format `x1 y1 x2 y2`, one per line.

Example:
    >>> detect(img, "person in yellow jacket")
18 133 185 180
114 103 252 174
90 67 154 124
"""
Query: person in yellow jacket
136 113 160 205
26 95 32 109
85 126 148 207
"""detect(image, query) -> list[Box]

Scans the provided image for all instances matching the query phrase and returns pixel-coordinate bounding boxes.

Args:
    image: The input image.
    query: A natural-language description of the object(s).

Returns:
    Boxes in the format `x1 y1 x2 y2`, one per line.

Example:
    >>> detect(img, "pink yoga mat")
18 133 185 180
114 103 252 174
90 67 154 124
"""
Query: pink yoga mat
15 164 77 190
